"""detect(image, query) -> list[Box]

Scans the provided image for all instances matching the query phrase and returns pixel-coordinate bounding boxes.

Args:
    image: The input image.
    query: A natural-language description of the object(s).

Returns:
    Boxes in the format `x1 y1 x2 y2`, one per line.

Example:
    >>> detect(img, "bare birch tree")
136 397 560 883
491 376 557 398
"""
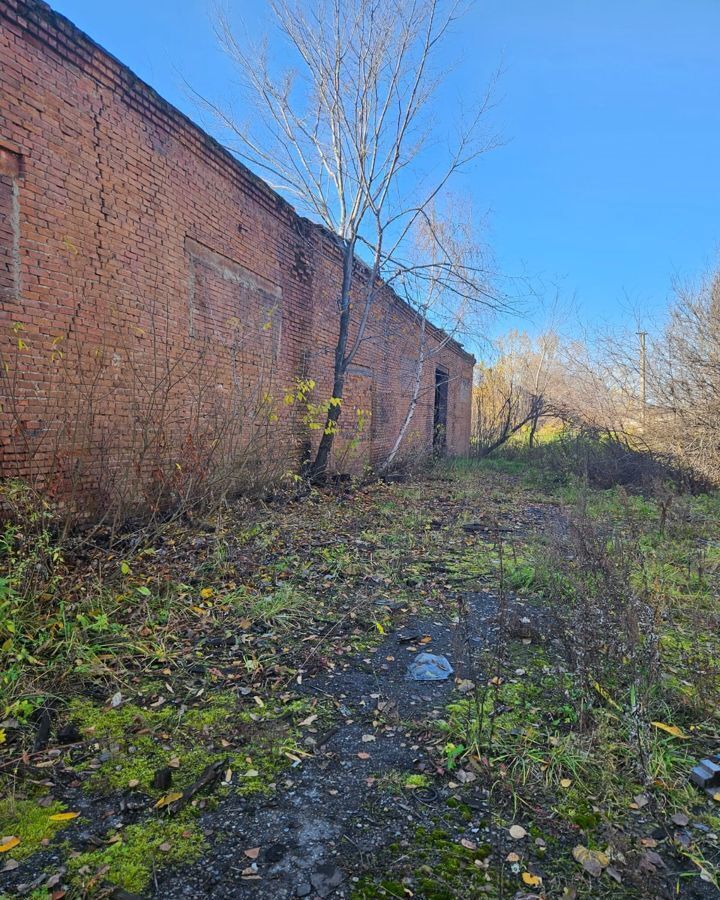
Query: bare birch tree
210 0 497 479
381 205 497 469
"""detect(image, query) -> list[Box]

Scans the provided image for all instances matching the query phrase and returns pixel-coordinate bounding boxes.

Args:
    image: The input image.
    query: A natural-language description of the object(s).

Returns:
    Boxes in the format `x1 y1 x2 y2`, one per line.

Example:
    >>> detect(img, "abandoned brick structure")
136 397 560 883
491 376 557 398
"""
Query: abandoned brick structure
0 0 474 509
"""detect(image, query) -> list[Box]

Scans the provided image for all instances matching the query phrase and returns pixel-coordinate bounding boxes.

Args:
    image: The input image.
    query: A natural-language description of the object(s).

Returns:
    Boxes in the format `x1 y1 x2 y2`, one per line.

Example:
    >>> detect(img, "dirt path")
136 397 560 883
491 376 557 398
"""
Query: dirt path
154 588 551 899
3 468 718 899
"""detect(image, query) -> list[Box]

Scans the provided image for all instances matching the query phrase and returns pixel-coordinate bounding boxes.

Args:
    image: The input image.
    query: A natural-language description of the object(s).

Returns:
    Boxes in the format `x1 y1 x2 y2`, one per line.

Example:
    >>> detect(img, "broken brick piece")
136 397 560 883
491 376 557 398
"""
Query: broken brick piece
690 758 720 792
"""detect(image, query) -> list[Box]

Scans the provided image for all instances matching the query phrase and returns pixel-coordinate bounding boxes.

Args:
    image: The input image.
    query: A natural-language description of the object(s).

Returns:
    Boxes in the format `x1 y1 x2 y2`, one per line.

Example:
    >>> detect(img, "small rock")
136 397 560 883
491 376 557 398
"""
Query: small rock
153 767 173 790
265 843 286 863
310 864 344 897
56 723 81 745
296 884 312 898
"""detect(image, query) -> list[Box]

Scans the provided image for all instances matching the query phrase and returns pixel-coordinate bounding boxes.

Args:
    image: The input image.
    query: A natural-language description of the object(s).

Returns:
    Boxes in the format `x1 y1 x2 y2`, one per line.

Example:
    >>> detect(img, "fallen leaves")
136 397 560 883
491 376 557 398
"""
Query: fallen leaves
522 871 542 887
109 691 123 708
650 721 688 739
509 825 527 840
48 811 80 822
0 836 20 853
243 847 260 859
572 844 609 877
154 792 184 809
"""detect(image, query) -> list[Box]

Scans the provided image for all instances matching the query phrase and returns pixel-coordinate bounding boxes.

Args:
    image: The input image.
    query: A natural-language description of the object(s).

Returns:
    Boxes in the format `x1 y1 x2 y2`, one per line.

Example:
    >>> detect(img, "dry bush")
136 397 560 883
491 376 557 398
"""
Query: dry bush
529 426 700 491
647 269 720 483
0 311 295 541
533 503 660 706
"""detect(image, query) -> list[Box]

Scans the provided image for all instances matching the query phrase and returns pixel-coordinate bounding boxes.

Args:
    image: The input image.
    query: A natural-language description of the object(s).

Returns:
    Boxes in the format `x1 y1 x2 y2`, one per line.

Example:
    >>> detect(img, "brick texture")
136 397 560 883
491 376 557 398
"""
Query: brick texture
0 0 474 505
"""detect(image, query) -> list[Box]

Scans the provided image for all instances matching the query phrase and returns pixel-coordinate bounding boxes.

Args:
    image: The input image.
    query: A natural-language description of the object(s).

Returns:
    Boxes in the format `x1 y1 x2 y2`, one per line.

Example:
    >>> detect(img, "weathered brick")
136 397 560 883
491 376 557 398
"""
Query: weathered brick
0 0 474 501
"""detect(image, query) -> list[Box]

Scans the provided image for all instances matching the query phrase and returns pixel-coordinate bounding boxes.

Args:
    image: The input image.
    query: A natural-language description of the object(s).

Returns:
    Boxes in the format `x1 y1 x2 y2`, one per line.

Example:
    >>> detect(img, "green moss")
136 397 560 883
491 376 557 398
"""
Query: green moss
69 693 325 799
68 698 177 742
404 773 430 789
67 817 206 894
0 798 78 861
354 815 498 898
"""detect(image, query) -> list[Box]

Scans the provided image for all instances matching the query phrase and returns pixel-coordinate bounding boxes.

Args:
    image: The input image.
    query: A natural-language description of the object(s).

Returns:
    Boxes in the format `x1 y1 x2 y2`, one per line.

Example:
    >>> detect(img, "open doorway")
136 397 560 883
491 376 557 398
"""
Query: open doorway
433 367 448 453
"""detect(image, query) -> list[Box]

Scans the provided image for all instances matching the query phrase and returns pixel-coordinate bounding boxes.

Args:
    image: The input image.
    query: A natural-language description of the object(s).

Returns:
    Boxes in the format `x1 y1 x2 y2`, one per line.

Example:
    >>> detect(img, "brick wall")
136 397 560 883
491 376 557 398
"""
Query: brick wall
0 0 474 507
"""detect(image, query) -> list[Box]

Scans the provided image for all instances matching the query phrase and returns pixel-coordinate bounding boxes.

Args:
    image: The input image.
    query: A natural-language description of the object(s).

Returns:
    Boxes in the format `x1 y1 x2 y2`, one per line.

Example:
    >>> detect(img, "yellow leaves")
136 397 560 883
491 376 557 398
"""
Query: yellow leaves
592 680 621 711
0 836 20 853
559 778 572 788
49 811 80 822
522 872 542 887
0 728 5 745
651 721 688 739
199 587 214 599
573 844 609 877
154 792 183 809
374 621 386 635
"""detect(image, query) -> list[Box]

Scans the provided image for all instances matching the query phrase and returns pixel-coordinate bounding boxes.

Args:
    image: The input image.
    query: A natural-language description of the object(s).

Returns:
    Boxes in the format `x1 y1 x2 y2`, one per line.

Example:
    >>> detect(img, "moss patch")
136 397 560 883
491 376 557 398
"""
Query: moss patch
0 798 78 861
67 817 206 895
68 692 326 799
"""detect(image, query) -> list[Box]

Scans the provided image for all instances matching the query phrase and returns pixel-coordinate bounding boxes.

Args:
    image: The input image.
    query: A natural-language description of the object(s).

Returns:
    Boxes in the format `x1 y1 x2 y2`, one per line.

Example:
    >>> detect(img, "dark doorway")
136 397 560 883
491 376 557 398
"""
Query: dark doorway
433 368 448 453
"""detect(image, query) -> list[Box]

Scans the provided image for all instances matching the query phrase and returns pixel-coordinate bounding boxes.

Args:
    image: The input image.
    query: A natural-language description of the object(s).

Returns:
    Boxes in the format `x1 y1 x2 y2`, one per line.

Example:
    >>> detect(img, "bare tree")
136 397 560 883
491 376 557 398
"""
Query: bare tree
381 204 498 469
471 362 544 456
647 267 720 481
470 329 560 456
211 0 496 479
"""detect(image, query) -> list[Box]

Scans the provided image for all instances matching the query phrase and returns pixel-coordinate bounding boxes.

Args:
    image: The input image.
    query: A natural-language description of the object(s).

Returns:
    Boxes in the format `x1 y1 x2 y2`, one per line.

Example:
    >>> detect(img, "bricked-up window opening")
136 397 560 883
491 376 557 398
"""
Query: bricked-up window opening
185 237 282 358
434 367 449 453
0 146 21 303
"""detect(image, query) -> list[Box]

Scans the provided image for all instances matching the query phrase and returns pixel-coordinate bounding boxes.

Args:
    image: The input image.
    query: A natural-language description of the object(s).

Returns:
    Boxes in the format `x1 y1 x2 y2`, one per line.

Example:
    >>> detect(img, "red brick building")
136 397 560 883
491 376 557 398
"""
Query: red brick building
0 0 474 511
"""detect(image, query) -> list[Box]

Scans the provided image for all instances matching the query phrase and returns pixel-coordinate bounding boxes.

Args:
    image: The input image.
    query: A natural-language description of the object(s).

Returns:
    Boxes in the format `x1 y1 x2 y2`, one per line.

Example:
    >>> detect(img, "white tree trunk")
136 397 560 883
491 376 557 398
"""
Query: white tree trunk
382 322 427 471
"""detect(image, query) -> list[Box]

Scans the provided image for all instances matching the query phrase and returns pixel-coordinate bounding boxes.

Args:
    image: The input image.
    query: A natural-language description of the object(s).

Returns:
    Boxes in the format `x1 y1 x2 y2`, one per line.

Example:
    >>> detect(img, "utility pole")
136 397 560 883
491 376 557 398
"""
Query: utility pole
637 331 647 426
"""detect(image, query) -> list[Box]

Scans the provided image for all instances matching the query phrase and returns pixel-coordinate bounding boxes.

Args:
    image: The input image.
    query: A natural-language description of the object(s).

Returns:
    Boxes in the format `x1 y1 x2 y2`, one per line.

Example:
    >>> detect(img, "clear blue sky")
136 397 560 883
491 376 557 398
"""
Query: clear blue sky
49 0 720 333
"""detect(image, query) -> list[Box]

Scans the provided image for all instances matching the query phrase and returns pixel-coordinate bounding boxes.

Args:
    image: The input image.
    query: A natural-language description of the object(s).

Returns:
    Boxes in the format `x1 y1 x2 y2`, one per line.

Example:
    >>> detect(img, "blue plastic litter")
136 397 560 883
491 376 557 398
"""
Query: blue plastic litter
407 652 454 681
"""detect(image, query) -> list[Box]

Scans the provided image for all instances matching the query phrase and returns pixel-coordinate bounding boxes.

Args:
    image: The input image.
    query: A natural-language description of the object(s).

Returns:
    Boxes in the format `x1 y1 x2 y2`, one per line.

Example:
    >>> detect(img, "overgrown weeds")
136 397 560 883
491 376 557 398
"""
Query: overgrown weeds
433 468 720 893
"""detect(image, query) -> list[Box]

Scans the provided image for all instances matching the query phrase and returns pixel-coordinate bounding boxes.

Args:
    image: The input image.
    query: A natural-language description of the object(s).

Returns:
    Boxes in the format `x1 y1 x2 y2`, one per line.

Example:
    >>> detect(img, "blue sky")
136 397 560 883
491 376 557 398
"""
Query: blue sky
50 0 720 336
